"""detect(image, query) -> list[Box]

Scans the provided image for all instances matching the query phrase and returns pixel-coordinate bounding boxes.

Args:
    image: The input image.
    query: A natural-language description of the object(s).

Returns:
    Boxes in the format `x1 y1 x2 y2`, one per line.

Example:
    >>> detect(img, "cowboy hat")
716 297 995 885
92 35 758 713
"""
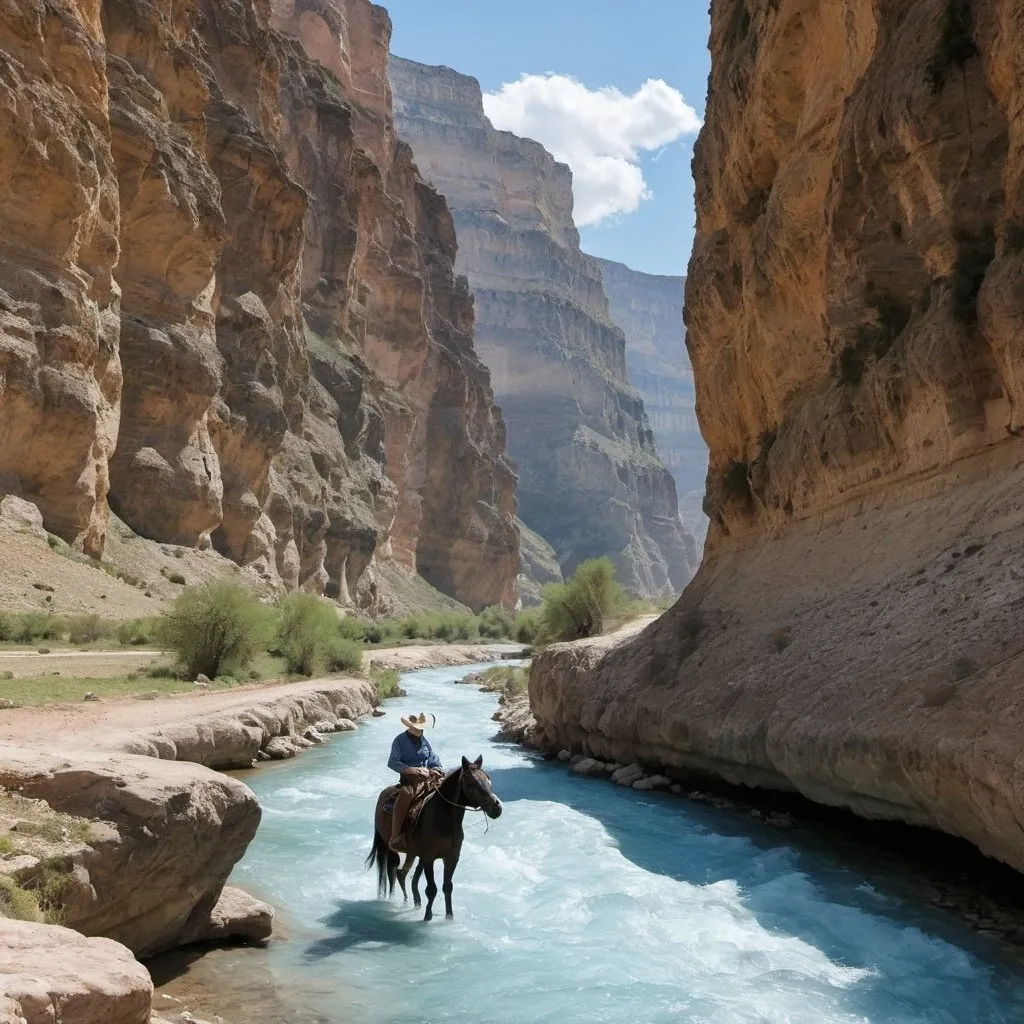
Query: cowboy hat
400 712 436 731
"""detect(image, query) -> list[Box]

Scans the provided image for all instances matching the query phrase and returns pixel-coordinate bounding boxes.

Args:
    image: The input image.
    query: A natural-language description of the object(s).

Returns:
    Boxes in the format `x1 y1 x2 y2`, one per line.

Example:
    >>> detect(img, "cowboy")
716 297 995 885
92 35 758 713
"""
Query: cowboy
387 712 443 852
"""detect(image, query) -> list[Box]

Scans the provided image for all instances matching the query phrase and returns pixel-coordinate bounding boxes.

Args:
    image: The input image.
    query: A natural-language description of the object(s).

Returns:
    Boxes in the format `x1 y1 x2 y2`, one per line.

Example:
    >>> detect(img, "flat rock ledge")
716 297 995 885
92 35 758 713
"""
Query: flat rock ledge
115 679 378 770
178 886 274 947
0 920 152 1024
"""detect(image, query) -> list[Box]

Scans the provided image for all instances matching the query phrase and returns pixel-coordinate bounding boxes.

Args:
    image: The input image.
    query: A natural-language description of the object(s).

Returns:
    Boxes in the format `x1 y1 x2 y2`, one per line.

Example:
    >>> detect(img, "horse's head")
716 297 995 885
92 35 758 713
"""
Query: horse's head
460 755 502 819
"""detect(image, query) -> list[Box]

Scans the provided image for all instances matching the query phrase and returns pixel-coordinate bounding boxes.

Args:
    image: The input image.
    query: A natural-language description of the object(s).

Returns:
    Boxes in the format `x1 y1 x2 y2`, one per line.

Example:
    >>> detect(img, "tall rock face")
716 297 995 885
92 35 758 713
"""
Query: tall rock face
389 56 697 599
595 259 709 542
529 1 1024 875
0 0 518 612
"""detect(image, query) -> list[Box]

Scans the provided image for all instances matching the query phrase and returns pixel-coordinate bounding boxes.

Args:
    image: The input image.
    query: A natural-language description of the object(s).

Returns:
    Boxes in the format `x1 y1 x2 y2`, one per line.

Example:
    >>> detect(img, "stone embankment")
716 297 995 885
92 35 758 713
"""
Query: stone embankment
0 643 520 1022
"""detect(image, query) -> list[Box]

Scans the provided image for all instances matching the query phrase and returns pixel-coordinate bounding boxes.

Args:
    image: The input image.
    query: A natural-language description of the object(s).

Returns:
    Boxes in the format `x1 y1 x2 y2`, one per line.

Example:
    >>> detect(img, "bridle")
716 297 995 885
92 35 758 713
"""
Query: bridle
434 766 498 816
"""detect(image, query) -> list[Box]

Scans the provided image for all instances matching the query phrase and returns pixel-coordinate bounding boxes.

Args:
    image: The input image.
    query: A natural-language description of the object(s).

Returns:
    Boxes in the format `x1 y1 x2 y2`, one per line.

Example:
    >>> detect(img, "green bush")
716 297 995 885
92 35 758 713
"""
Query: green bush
66 614 110 645
514 608 541 646
276 593 340 677
337 616 368 642
116 618 154 647
0 614 11 643
0 876 42 922
326 638 363 674
156 583 270 679
479 605 516 640
538 557 624 644
168 573 187 586
369 667 401 700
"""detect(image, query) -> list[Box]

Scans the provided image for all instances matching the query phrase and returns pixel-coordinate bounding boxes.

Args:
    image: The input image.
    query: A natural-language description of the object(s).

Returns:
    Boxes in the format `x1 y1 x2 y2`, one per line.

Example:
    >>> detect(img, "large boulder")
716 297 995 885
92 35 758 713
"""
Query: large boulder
0 746 260 958
0 920 152 1024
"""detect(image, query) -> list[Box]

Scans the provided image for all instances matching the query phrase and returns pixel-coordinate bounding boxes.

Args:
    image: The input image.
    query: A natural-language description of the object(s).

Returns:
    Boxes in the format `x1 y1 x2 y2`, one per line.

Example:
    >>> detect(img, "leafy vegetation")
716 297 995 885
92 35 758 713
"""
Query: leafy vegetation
155 582 271 679
537 558 626 644
369 667 402 701
277 593 344 677
471 665 530 698
0 876 42 922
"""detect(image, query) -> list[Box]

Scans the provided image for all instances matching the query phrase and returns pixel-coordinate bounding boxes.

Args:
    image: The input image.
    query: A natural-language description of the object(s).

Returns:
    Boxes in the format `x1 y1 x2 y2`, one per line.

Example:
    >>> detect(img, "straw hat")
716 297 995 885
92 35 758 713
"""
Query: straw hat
400 712 435 732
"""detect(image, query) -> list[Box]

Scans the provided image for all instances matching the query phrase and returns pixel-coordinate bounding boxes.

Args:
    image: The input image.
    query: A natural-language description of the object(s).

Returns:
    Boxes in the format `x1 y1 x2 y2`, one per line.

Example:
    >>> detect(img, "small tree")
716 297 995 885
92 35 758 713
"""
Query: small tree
156 583 269 679
277 593 341 677
539 557 624 644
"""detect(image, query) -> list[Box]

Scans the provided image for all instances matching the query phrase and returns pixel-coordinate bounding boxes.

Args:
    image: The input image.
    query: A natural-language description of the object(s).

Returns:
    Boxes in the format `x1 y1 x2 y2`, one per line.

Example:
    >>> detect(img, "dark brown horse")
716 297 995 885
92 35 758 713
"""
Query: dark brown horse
366 756 502 921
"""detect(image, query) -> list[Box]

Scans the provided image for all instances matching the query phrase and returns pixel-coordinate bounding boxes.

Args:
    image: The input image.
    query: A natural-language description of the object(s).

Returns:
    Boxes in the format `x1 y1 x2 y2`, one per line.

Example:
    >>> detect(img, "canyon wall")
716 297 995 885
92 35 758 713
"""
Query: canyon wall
0 0 518 613
389 56 697 599
530 0 1024 873
596 260 709 541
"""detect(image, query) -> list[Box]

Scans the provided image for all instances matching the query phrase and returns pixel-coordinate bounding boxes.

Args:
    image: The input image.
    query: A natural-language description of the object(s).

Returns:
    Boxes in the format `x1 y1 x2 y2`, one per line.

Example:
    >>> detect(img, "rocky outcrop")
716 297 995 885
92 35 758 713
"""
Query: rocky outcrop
0 746 260 958
116 677 377 769
389 57 696 600
0 920 152 1024
529 0 1024 874
516 518 563 607
0 0 518 612
595 260 708 543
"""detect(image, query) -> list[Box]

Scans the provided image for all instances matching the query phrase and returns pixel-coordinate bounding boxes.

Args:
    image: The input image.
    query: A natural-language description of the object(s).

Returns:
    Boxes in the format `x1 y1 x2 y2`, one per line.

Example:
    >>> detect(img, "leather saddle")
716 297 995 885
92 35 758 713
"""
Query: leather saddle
380 778 441 834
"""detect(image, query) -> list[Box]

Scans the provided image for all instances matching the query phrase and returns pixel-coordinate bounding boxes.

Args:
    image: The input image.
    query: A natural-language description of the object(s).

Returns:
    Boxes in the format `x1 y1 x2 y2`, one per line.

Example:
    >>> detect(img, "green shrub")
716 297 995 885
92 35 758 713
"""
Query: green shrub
514 608 541 646
0 835 14 856
116 618 154 647
402 615 427 640
538 558 624 644
276 593 340 677
168 573 187 586
479 605 516 640
66 614 110 645
0 876 42 922
337 616 368 642
369 667 401 700
156 583 270 679
326 638 363 674
13 613 61 644
0 614 11 643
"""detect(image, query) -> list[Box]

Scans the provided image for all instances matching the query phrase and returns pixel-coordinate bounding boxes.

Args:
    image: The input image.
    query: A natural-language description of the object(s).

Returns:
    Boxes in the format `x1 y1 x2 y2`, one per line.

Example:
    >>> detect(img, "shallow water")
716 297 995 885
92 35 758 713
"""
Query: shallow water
225 663 1024 1024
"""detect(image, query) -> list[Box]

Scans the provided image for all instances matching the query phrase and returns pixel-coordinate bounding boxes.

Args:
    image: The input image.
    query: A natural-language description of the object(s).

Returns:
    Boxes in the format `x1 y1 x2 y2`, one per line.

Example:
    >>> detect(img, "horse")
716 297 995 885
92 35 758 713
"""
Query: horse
365 755 502 921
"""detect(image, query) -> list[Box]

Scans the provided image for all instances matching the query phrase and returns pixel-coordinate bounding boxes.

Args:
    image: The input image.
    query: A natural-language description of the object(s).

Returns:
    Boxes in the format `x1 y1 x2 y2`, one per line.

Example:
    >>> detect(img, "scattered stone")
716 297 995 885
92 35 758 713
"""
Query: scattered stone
371 709 386 717
194 674 210 686
263 737 298 760
312 720 337 734
193 681 209 690
31 582 54 593
556 750 572 762
670 784 682 795
83 692 100 702
0 699 17 710
302 728 325 745
289 734 314 750
334 718 357 732
0 856 40 877
766 812 795 829
183 886 274 946
570 757 607 778
633 775 672 792
0 496 47 540
255 751 271 762
611 763 645 787
568 754 585 766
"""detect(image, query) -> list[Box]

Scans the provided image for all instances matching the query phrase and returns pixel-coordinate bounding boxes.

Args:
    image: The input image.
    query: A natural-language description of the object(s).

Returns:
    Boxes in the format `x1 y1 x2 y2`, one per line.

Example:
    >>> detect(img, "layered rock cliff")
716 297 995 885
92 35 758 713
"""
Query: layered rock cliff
529 0 1024 874
0 0 518 613
595 259 709 541
389 57 697 599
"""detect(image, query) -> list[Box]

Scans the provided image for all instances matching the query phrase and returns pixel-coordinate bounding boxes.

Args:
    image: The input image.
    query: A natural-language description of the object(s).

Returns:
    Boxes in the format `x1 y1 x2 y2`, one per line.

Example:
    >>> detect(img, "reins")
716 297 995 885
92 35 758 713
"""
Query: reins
432 769 495 832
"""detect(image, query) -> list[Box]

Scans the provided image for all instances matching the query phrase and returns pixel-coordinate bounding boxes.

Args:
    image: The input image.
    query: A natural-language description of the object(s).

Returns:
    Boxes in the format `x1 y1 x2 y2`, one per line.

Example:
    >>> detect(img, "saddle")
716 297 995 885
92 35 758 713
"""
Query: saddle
381 777 441 835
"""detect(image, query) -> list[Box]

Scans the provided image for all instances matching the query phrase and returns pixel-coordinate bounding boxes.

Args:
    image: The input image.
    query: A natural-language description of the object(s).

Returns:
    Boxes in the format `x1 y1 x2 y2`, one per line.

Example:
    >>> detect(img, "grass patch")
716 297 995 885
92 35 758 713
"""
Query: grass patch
471 665 529 698
0 876 42 922
368 667 401 701
0 835 14 856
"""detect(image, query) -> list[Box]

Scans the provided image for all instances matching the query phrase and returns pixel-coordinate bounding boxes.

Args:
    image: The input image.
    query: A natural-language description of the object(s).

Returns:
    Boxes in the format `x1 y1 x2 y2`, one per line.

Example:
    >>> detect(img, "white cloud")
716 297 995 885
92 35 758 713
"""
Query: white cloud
482 74 702 227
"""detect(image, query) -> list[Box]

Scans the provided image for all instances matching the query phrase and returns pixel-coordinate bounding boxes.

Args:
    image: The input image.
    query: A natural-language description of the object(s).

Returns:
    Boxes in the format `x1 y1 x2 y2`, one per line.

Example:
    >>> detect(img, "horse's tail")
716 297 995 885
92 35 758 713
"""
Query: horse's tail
365 827 398 899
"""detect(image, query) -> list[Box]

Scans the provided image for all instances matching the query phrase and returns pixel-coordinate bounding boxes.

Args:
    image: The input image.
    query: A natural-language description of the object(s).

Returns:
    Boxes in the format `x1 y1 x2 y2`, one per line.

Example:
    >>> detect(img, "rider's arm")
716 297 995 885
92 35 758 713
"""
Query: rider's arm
424 738 442 770
388 735 412 774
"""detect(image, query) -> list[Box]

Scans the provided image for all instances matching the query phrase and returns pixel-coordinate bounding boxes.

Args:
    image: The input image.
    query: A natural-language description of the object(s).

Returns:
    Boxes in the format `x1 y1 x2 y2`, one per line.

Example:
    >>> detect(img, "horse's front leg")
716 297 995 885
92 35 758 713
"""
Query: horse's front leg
442 853 460 921
396 854 415 902
411 861 424 908
422 859 437 922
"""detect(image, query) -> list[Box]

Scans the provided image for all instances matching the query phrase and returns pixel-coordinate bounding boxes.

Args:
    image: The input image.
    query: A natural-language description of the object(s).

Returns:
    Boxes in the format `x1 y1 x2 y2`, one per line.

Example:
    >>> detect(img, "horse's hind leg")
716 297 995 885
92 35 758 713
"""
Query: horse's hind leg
396 855 415 902
411 862 423 908
442 852 460 921
422 860 437 922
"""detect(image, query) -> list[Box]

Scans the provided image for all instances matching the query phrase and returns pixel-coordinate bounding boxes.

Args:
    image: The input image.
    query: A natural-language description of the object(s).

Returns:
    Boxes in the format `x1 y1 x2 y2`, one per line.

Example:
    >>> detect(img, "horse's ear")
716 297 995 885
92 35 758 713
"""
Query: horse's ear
473 755 483 768
461 756 470 769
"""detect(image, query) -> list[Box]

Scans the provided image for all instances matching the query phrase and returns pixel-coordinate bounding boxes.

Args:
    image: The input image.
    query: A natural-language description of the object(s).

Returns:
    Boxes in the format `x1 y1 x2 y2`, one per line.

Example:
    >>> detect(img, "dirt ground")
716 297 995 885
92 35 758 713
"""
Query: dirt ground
0 643 524 749
0 650 161 679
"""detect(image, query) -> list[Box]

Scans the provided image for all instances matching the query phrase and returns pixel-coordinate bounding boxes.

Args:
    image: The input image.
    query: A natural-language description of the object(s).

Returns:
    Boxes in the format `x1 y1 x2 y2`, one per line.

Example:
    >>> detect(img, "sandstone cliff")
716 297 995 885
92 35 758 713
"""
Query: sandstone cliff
0 0 518 613
389 57 697 599
528 0 1024 874
595 260 708 543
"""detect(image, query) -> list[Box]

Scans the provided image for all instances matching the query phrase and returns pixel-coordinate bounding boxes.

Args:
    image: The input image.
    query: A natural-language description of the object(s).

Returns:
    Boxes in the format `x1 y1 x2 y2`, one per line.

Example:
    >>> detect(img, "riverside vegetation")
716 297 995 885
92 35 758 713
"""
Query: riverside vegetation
0 558 646 707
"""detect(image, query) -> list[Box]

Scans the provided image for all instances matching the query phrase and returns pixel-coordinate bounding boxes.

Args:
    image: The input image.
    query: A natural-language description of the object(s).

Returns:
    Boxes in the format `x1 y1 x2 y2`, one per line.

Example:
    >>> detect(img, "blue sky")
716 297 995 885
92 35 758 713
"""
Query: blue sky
385 0 711 278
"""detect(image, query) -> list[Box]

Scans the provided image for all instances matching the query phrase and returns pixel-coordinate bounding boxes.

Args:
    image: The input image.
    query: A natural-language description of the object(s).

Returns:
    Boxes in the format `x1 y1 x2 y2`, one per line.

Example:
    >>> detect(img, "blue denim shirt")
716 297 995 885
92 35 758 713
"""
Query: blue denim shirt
388 731 442 775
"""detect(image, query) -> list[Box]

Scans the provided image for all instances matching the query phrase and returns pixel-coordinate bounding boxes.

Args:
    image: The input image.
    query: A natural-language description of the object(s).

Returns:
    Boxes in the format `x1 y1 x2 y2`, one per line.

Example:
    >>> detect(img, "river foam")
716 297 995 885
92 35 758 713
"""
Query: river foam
225 663 1024 1024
